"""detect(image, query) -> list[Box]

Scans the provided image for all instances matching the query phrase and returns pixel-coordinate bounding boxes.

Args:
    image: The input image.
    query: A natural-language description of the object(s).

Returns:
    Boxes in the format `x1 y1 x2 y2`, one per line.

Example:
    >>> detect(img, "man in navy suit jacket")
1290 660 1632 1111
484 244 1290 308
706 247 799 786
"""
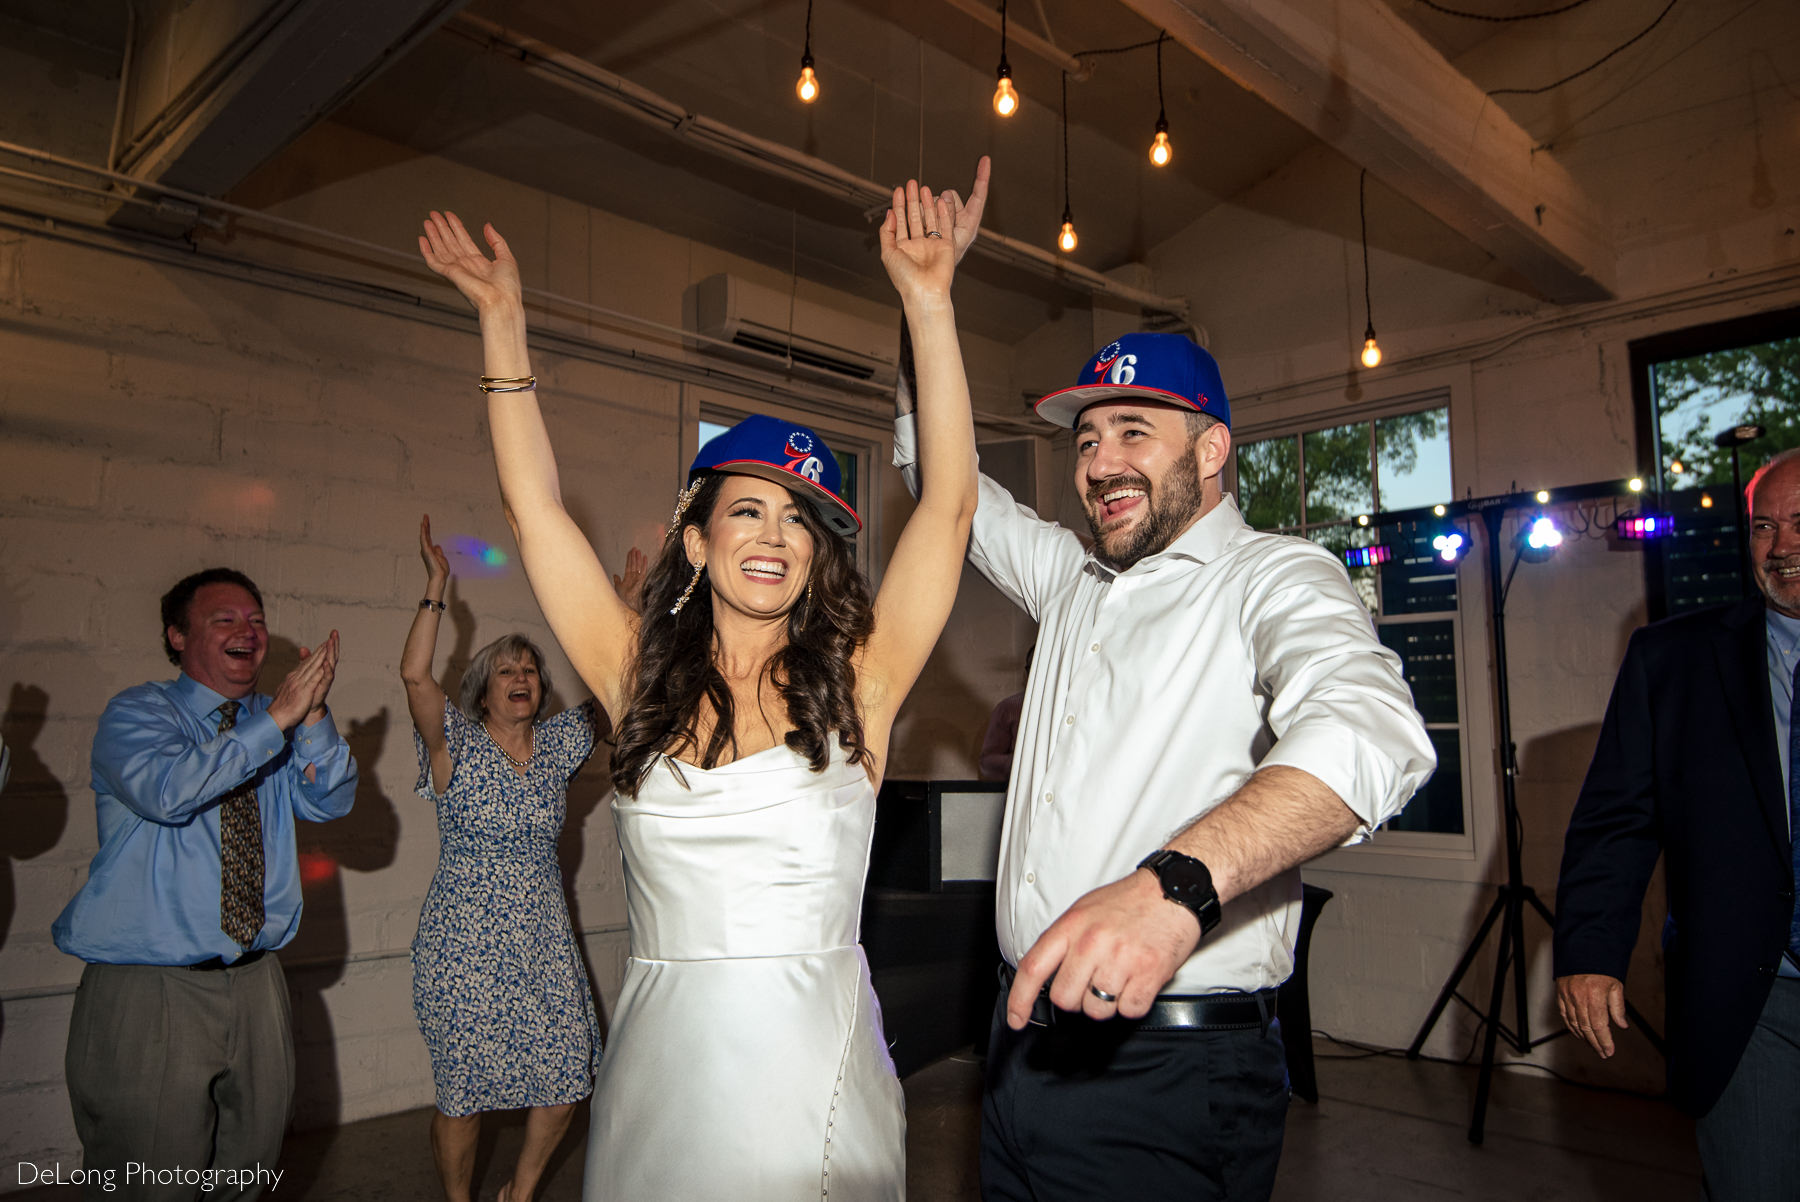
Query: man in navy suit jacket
1555 448 1800 1197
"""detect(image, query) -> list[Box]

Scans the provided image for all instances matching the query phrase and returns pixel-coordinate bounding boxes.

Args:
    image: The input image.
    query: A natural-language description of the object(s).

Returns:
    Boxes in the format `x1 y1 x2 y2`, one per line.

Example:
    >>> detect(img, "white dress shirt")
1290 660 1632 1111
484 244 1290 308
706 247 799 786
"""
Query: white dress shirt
895 414 1436 994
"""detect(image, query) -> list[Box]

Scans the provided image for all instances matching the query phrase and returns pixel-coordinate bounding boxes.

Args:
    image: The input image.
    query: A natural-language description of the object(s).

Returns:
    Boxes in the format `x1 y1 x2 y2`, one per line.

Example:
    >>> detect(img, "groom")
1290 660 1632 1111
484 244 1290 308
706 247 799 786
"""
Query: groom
893 160 1434 1200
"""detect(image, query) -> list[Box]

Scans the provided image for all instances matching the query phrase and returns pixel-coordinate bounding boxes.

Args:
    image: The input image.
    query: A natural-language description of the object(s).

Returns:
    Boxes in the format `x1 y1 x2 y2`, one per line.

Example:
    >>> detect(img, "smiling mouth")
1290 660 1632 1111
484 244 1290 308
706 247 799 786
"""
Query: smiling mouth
1094 486 1147 524
225 647 257 661
741 559 788 583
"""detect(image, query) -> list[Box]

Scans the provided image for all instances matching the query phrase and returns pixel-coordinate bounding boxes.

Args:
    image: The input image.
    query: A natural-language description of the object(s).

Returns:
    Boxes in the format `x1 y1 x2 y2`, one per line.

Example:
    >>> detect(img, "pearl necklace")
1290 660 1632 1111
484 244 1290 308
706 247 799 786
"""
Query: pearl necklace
484 721 533 771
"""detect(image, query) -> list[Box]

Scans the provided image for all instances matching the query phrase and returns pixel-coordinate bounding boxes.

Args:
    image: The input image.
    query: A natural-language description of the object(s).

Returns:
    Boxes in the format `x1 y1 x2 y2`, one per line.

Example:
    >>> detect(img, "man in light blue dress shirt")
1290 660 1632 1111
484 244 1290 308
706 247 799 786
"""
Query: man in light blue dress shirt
53 568 356 1198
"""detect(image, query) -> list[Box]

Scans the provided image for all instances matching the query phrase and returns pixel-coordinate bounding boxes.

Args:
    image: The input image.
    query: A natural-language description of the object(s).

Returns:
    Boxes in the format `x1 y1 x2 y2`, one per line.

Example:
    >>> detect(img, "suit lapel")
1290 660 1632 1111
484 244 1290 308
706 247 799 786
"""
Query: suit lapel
1711 598 1788 860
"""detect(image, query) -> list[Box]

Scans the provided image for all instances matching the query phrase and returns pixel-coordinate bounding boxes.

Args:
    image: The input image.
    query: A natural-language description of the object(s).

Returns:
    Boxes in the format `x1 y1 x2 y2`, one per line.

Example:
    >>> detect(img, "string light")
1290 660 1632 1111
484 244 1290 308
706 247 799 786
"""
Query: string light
1358 169 1382 369
795 0 818 103
993 1 1018 117
1057 72 1076 252
1149 33 1171 166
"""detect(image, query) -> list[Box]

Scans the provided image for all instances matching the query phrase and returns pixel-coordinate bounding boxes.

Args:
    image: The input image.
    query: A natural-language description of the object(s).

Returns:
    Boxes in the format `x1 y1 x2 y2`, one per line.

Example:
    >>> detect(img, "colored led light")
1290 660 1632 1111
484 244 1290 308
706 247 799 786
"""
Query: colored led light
1343 545 1394 568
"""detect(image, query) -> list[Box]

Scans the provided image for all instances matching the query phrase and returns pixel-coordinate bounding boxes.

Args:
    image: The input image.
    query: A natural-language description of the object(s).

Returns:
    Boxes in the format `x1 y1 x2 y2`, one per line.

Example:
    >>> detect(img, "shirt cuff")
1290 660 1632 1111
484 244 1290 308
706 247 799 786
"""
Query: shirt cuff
1257 722 1421 840
892 411 918 468
294 709 342 757
234 709 290 765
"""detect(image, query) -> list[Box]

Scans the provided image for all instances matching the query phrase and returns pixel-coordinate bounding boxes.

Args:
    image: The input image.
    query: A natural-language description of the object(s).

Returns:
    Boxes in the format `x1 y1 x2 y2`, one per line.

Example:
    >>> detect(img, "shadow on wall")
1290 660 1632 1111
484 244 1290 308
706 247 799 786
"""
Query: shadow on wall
0 682 73 1046
270 628 401 1197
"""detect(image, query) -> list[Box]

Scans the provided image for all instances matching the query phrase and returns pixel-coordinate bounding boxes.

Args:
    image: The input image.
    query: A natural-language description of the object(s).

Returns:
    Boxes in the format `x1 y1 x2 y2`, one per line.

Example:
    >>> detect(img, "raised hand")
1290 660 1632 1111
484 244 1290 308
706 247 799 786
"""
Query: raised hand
612 546 649 614
420 514 450 591
879 179 958 307
419 210 522 315
944 155 990 266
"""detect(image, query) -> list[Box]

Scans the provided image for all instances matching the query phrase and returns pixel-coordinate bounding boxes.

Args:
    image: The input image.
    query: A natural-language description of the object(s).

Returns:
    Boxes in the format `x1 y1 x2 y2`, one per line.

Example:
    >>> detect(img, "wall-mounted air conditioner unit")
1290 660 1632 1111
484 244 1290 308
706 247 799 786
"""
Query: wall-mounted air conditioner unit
686 273 898 389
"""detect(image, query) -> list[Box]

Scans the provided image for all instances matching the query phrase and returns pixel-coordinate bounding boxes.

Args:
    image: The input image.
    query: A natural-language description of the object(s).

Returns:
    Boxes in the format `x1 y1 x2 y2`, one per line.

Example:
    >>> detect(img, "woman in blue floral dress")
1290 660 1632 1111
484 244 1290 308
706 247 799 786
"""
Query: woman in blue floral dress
402 514 601 1202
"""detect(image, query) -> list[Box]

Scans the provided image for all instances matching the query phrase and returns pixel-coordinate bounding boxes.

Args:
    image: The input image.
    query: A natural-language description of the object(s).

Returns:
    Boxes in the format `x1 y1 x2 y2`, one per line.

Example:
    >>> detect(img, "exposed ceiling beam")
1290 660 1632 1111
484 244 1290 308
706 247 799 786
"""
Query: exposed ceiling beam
935 0 1083 73
108 0 471 234
449 13 1189 318
1122 0 1616 303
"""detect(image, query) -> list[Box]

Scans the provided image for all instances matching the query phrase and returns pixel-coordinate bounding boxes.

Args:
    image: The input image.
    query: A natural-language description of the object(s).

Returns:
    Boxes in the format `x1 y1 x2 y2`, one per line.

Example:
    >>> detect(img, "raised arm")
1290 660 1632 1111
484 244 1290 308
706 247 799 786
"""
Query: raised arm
857 172 981 732
401 514 453 793
418 211 635 713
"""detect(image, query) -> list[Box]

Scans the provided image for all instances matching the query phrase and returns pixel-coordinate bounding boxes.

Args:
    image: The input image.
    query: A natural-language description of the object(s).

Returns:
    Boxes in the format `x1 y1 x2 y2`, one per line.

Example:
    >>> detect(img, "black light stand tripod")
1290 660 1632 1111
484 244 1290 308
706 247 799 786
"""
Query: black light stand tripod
1404 493 1663 1145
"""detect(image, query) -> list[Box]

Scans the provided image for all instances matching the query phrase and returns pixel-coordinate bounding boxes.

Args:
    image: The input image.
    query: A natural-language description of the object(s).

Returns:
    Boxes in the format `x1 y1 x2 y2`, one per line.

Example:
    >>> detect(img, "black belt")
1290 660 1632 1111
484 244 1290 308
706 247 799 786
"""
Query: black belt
1000 963 1276 1032
186 949 265 972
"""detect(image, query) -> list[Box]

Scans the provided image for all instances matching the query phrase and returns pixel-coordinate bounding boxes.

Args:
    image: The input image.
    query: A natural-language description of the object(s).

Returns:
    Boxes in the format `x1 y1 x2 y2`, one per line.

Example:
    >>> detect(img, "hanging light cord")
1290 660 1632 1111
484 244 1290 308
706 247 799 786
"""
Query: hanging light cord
802 0 812 56
1070 35 1165 59
1155 31 1165 117
1488 0 1679 95
1000 0 1008 63
1418 0 1595 20
1061 71 1070 210
1360 168 1374 334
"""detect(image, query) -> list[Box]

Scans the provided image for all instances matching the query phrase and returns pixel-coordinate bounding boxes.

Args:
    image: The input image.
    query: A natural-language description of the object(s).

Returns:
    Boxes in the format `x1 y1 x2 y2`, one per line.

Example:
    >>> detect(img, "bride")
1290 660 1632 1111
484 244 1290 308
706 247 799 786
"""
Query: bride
418 159 988 1200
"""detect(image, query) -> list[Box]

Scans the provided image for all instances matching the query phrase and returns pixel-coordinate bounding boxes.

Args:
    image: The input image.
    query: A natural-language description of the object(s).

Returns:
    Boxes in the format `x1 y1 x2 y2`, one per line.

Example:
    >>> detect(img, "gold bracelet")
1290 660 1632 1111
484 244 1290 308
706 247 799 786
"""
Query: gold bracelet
477 375 537 393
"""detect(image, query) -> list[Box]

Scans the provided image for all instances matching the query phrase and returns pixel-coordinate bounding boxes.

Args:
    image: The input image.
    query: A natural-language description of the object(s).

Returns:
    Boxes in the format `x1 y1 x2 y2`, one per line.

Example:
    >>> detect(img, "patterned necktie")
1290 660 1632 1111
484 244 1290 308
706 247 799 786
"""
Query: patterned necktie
1790 657 1800 962
215 701 265 948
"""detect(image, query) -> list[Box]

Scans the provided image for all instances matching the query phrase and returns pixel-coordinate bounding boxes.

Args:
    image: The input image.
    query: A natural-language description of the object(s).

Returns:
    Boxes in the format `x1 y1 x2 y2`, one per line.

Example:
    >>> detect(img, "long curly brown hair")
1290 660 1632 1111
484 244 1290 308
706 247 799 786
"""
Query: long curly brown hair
610 473 874 796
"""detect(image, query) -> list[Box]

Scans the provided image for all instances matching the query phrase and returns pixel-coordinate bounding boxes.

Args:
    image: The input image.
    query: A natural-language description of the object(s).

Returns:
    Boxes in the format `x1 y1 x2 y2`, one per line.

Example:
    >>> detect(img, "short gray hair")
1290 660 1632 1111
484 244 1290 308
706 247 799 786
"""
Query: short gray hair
1747 447 1800 513
459 633 554 722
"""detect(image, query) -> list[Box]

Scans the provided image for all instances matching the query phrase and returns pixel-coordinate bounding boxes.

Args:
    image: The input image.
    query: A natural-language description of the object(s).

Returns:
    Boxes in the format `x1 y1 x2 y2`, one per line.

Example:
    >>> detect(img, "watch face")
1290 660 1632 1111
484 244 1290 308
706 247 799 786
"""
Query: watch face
1143 851 1221 933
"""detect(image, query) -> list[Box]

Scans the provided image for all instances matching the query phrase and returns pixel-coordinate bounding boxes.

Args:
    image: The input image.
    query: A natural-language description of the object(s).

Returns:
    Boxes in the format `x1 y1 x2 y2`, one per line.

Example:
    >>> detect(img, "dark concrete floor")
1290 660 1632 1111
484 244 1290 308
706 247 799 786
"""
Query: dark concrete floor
10 1039 1699 1199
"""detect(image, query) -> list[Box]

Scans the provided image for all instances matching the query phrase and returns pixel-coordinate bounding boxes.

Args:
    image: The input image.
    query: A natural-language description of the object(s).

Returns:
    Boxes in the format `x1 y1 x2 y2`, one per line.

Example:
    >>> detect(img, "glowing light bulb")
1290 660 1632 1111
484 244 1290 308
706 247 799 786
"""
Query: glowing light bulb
1058 219 1077 253
1628 477 1644 492
1360 337 1382 369
1356 514 1370 527
993 70 1018 117
1433 504 1447 517
796 61 818 103
1670 459 1684 474
1700 493 1714 508
1149 123 1172 167
1535 490 1550 503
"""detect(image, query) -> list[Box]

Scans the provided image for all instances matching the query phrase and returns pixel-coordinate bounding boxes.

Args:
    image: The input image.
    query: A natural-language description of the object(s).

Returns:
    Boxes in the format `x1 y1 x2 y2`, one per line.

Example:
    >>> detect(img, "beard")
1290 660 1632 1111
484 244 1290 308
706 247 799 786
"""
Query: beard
1084 442 1206 571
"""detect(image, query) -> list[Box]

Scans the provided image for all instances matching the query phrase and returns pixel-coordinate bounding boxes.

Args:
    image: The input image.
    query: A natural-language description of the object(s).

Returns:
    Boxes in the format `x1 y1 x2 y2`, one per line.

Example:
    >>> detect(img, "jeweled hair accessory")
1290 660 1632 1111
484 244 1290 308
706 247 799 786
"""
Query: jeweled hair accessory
666 479 705 538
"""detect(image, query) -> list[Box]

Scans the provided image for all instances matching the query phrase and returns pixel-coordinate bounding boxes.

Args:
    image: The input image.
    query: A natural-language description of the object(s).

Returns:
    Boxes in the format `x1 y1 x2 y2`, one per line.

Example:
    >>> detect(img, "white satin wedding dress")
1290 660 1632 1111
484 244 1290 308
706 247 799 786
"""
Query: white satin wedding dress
581 741 905 1200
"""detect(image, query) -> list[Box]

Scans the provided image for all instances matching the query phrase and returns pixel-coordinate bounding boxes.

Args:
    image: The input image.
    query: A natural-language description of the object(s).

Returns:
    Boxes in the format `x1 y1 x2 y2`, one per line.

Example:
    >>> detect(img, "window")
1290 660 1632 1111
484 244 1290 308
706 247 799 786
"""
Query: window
1631 308 1800 617
1236 403 1464 836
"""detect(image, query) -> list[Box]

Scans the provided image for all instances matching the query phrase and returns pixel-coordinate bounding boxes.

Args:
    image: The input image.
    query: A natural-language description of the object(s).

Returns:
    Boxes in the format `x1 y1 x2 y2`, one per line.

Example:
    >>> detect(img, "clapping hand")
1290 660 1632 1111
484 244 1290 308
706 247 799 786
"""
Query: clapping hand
419 210 521 315
268 631 341 733
612 546 649 614
420 514 450 590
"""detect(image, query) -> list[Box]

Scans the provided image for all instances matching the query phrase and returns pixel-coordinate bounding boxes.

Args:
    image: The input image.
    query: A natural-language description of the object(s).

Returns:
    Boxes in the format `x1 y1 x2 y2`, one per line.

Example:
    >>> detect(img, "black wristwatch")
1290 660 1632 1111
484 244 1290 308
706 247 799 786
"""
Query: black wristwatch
1137 849 1222 935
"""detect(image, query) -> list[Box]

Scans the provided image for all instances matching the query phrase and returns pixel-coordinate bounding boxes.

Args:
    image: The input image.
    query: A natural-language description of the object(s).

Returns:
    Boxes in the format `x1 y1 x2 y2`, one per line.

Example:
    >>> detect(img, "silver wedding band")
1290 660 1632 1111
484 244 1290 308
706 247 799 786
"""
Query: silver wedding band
924 230 943 238
1089 985 1117 1003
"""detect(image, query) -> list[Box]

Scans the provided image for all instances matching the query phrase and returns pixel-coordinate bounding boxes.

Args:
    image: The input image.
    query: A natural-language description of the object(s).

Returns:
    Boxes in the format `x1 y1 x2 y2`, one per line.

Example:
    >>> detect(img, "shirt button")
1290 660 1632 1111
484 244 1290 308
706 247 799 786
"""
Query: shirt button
1091 643 1100 652
1043 792 1053 805
1026 872 1036 884
1065 715 1075 725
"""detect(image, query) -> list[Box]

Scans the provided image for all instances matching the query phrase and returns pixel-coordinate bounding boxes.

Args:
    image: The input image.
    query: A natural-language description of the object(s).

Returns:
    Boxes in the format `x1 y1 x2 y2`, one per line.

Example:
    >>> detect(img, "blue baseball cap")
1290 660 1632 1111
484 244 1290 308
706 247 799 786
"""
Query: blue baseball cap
689 414 861 536
1035 332 1230 429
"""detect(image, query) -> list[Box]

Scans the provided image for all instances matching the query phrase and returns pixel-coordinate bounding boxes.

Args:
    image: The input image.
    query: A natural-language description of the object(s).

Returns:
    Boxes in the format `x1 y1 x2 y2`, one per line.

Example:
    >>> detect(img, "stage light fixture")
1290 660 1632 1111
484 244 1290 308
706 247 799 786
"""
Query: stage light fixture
1344 545 1394 568
1433 504 1447 517
1615 513 1674 540
1518 513 1563 563
1628 477 1644 492
1432 531 1465 563
1534 490 1550 503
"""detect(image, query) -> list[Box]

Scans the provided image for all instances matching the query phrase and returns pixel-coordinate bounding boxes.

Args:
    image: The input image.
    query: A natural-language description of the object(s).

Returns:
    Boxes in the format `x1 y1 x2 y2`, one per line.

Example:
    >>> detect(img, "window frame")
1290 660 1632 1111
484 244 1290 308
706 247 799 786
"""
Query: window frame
681 385 889 581
1230 365 1500 881
1627 304 1800 621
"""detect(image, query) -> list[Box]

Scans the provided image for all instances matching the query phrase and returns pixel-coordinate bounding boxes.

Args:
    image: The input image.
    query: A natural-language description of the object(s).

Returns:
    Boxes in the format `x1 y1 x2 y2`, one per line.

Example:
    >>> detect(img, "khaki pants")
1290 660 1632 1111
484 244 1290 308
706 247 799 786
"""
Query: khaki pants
64 954 295 1200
